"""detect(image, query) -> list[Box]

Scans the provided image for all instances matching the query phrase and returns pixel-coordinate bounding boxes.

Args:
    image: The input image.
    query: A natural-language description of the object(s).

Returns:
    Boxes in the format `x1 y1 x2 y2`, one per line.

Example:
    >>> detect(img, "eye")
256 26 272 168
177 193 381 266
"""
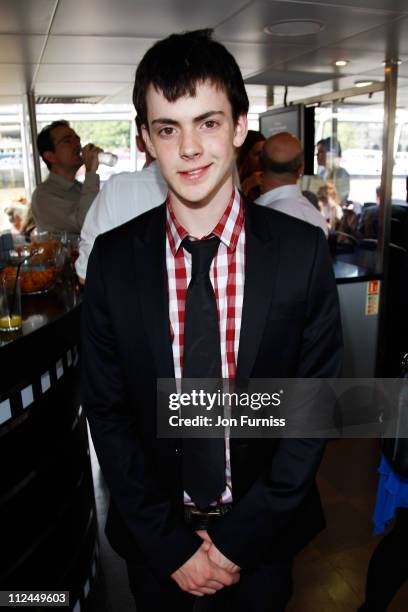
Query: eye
158 126 176 137
203 120 218 130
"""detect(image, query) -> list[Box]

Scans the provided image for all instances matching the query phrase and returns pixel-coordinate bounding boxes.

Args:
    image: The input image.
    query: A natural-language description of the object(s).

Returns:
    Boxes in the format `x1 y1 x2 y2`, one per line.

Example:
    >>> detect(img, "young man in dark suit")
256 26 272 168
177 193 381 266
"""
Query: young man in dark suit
81 29 342 611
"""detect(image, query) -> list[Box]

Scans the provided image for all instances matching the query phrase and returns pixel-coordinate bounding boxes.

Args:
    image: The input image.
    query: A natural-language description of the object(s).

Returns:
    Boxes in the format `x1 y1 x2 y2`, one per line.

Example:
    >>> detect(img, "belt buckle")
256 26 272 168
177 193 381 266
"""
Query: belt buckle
190 506 221 518
207 508 221 516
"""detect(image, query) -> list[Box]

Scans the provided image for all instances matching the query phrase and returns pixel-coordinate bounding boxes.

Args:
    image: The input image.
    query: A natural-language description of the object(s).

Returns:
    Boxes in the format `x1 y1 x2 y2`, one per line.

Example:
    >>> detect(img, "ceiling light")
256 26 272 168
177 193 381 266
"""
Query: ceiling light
354 80 375 87
263 20 325 37
334 59 348 67
382 59 402 65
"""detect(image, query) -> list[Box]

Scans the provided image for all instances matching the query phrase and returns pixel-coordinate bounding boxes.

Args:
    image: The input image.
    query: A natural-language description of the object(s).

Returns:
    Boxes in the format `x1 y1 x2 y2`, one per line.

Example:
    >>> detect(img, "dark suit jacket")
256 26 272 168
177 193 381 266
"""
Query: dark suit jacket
81 200 343 579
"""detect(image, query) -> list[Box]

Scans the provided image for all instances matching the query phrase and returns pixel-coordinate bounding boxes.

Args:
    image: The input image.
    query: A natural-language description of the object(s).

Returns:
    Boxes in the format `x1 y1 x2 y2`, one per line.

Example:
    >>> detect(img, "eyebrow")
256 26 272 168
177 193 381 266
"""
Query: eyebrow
151 110 226 127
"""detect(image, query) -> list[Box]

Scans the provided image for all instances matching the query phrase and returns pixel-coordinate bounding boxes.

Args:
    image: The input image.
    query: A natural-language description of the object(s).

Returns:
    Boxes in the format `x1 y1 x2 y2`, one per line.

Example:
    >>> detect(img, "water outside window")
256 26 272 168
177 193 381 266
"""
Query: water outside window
0 108 27 232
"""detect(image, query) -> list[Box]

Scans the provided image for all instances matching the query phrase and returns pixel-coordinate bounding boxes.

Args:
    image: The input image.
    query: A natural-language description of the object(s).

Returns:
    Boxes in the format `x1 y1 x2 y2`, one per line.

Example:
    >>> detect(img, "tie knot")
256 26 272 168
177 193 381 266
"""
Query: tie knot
183 236 220 277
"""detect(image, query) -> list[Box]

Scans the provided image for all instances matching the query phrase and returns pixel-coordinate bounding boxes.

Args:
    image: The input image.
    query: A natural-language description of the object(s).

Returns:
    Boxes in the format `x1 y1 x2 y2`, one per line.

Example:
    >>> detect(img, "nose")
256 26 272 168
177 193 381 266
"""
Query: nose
179 128 202 160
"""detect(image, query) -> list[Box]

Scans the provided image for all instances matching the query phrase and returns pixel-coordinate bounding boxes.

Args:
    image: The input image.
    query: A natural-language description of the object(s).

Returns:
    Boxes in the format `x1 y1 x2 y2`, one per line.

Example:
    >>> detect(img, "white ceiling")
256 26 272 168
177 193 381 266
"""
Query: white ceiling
2 0 408 109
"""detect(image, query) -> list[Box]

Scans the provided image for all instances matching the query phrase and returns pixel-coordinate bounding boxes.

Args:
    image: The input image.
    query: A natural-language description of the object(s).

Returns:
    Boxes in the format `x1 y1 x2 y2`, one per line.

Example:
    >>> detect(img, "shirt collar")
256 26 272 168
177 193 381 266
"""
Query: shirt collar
48 171 80 192
166 187 244 256
256 183 302 206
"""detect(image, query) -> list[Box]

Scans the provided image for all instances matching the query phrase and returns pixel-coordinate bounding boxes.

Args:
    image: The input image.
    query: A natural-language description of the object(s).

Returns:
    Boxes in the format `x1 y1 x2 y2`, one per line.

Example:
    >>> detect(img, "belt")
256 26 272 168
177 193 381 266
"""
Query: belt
184 503 233 530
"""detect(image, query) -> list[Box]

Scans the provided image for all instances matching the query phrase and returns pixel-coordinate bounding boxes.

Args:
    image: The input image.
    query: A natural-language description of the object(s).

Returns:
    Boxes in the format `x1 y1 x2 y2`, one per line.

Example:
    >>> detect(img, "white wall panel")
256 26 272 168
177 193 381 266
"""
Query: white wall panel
50 0 252 36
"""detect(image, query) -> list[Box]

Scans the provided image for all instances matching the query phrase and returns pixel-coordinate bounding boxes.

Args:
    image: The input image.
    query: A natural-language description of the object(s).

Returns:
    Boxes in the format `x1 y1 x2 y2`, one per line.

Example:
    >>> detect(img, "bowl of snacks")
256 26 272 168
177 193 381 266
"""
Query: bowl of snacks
1 236 65 294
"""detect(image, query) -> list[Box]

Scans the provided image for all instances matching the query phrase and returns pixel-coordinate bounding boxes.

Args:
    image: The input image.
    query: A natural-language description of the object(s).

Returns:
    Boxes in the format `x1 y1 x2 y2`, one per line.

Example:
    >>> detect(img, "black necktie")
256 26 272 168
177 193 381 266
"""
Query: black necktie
182 236 226 509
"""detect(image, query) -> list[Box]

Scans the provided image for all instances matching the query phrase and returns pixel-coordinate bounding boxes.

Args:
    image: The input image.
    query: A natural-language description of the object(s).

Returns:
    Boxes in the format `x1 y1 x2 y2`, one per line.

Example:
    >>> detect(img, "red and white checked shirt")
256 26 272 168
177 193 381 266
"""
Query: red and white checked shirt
166 187 245 503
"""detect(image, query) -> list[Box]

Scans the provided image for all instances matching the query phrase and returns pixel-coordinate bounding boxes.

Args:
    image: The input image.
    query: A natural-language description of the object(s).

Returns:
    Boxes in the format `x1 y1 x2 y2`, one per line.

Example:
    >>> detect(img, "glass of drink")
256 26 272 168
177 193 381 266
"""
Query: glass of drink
0 273 22 331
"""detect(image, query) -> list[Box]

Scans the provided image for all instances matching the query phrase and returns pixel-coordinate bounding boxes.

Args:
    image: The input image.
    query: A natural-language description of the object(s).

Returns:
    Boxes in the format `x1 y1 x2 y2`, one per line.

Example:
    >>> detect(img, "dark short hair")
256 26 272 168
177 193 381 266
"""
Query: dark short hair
316 137 342 157
260 148 304 177
135 115 143 136
133 29 249 128
37 120 70 169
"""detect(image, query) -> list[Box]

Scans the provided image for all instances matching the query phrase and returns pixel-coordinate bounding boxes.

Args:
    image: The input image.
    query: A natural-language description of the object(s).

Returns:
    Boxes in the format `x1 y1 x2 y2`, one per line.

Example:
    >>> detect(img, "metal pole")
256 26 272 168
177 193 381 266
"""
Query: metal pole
376 59 399 375
19 101 34 198
26 90 41 187
266 86 274 109
331 101 338 176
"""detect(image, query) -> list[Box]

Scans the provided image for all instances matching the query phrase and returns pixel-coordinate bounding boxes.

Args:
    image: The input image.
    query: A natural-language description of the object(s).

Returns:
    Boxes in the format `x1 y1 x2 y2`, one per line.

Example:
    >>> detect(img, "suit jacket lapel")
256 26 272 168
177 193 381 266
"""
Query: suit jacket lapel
236 204 280 381
132 205 175 379
131 202 279 382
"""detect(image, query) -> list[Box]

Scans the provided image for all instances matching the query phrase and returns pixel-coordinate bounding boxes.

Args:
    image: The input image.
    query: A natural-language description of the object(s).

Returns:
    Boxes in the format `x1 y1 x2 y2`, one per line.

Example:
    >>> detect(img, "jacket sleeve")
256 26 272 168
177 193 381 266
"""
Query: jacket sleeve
81 238 202 577
208 228 343 568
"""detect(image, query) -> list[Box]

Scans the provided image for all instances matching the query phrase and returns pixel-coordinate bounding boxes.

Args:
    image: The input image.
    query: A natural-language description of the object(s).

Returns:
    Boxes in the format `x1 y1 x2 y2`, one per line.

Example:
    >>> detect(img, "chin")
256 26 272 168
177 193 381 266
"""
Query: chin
176 176 230 203
181 189 217 207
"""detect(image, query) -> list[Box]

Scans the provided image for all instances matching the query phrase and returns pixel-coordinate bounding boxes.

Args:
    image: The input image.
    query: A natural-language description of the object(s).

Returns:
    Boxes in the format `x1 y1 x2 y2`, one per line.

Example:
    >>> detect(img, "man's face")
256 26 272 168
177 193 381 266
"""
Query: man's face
142 81 247 208
46 125 83 171
316 144 326 167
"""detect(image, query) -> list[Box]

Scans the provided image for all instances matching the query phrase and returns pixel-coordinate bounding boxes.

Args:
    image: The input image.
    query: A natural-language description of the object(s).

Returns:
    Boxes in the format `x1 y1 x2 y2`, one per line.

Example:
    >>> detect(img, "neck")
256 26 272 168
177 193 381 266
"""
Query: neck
50 165 78 182
262 174 298 194
170 175 233 239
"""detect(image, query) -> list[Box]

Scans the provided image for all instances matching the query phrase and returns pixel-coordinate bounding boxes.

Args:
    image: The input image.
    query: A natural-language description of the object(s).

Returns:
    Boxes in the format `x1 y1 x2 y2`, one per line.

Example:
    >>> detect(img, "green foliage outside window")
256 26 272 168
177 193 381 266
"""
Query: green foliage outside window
70 120 131 150
321 120 382 151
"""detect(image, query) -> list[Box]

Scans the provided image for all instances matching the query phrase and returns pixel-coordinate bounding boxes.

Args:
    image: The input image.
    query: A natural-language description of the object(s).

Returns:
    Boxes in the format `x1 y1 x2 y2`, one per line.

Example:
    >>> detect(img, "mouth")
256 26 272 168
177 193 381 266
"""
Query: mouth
178 163 212 181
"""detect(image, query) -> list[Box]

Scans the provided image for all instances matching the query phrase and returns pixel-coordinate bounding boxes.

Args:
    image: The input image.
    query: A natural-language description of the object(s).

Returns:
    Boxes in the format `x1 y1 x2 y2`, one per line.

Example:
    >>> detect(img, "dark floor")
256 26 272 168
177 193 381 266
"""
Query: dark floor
85 437 408 611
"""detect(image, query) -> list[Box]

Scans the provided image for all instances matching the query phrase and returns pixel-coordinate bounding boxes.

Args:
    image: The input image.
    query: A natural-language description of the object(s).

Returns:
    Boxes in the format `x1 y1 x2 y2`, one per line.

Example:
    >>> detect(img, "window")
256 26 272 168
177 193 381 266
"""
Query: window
0 117 27 231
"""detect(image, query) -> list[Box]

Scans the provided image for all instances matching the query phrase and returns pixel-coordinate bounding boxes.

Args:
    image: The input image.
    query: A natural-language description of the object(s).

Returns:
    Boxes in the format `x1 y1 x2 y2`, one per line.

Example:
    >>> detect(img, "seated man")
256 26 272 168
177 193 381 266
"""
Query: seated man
359 186 381 238
32 120 101 234
256 132 328 237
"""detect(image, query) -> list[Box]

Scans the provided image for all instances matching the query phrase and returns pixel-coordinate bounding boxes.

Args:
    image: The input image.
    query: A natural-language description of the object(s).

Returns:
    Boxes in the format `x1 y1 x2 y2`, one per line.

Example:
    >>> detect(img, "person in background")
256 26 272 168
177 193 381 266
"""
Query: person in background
336 206 360 241
236 129 265 200
81 28 342 611
32 120 101 235
5 196 31 233
302 190 320 210
75 116 167 282
316 137 350 205
359 185 382 238
255 132 328 237
4 204 24 234
4 197 36 238
317 181 343 231
358 454 408 611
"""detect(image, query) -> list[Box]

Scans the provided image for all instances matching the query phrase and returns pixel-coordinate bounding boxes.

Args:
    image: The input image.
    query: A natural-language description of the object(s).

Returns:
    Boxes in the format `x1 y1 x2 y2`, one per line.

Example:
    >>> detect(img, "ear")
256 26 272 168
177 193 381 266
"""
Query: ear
233 114 248 148
141 124 156 159
136 135 145 154
43 150 55 166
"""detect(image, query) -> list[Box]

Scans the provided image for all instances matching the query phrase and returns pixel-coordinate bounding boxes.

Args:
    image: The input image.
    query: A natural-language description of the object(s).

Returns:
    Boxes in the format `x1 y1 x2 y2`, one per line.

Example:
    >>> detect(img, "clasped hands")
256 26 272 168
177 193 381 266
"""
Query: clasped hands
171 530 240 597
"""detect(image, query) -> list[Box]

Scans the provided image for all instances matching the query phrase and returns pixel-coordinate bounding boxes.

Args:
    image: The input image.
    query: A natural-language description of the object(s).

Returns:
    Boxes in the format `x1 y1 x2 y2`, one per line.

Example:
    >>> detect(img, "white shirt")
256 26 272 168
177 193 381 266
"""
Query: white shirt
75 161 167 279
255 183 328 237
